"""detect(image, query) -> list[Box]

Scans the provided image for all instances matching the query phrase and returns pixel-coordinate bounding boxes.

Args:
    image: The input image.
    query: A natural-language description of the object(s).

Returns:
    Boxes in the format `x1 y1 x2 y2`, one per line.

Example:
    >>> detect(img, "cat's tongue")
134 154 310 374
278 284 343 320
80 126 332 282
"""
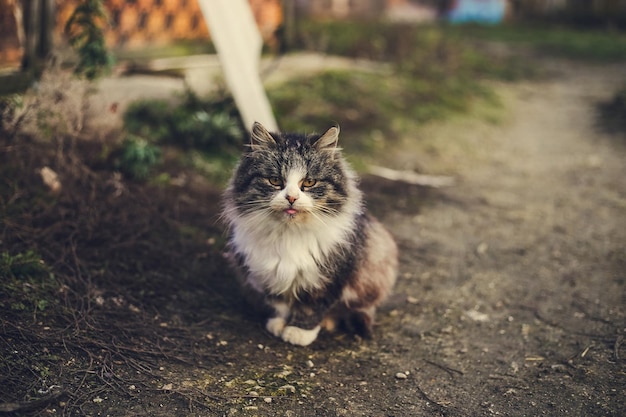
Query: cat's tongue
285 208 298 215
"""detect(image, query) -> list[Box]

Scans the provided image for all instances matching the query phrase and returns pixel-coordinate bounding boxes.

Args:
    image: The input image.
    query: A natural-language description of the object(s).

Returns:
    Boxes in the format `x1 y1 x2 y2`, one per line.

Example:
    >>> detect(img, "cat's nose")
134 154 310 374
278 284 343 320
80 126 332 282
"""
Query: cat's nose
286 195 297 205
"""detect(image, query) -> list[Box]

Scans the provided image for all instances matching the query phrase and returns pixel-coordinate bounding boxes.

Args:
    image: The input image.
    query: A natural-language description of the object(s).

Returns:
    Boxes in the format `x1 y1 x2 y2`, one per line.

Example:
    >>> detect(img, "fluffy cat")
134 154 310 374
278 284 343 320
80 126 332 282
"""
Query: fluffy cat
222 122 398 346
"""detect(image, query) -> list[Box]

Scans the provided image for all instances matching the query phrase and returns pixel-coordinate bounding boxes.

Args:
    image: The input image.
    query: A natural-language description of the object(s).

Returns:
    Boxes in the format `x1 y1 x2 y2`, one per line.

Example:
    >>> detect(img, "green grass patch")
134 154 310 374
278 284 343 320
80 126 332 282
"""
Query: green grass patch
113 40 216 62
448 24 626 62
121 91 245 182
114 135 162 180
123 93 244 150
268 67 499 160
295 20 535 79
265 20 549 162
297 19 626 63
0 250 60 318
264 19 626 167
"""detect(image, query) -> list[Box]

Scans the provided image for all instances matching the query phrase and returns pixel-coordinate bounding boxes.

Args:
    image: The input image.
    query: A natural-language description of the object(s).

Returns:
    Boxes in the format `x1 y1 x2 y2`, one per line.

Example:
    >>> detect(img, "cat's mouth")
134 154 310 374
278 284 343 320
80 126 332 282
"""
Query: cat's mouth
278 206 310 219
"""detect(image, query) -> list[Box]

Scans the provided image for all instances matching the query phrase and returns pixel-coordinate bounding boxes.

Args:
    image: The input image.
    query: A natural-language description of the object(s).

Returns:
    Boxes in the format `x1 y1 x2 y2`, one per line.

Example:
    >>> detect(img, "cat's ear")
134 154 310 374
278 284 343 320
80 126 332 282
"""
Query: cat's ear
314 126 340 153
250 122 276 150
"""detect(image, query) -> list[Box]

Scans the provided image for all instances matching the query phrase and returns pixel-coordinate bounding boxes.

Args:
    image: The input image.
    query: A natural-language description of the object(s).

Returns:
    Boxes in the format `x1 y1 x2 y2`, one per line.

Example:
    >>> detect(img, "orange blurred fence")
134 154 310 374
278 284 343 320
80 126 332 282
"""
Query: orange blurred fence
0 0 283 69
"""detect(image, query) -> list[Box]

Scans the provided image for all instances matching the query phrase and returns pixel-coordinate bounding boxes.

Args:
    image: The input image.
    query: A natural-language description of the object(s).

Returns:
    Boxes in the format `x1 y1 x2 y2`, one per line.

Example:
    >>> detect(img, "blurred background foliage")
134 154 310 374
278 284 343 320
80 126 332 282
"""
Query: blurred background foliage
64 0 113 80
269 21 528 151
116 18 626 177
120 92 244 181
2 3 626 182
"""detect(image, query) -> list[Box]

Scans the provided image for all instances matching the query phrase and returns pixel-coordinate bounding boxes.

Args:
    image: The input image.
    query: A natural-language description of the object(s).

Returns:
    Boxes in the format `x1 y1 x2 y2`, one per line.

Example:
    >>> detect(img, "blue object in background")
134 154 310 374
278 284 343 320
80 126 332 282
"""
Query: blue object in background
448 0 506 24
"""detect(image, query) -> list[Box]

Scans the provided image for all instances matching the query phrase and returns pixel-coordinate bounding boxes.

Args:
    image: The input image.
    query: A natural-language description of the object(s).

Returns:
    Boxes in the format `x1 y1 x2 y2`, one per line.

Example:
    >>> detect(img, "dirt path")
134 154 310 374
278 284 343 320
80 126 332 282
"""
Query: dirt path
66 58 625 417
373 60 626 416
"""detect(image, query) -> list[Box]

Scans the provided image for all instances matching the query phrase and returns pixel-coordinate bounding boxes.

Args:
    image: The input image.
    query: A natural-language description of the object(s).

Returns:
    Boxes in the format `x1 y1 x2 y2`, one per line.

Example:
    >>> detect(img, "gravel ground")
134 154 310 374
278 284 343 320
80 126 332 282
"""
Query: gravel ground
3 54 624 417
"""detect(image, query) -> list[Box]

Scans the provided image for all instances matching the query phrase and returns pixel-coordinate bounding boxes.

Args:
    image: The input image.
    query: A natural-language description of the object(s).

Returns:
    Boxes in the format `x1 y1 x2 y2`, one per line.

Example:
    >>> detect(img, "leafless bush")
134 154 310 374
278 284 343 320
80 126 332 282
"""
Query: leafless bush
1 53 93 162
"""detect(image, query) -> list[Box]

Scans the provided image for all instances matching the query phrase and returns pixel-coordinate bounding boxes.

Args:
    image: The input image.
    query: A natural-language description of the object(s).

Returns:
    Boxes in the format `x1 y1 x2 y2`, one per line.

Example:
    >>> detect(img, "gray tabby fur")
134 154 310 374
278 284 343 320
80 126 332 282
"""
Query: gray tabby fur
222 122 398 346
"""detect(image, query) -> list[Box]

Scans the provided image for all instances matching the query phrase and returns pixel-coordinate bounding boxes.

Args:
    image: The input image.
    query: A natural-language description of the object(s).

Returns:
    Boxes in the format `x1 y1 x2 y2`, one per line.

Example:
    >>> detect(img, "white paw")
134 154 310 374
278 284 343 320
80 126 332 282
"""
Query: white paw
266 317 286 337
281 325 321 346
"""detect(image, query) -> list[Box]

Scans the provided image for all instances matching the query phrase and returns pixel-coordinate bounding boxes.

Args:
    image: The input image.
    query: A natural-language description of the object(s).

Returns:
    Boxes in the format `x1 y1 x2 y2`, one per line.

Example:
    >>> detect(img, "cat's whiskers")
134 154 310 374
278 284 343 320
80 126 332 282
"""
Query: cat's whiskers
224 199 272 216
219 203 262 223
307 210 330 228
312 203 341 217
239 206 274 222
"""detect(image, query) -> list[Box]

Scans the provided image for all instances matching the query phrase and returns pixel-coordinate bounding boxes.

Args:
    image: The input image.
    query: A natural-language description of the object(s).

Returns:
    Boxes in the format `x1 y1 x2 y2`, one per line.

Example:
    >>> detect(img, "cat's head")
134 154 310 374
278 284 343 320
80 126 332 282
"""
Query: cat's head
225 122 361 226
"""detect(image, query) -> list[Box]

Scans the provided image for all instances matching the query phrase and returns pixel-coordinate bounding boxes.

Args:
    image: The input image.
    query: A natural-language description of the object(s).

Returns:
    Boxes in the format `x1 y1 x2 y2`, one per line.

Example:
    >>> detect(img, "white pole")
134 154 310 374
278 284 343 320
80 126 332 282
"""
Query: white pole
197 0 278 132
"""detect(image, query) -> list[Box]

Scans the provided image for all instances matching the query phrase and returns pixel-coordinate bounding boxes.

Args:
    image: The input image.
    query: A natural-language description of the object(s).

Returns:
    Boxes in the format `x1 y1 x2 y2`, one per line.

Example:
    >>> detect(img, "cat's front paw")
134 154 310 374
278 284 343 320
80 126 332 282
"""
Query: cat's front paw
266 317 286 337
281 325 321 346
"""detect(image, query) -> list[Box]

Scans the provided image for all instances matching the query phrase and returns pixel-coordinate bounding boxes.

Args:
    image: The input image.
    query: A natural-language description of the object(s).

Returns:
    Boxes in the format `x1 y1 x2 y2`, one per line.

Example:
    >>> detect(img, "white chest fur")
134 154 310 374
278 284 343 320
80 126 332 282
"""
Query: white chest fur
231 211 356 296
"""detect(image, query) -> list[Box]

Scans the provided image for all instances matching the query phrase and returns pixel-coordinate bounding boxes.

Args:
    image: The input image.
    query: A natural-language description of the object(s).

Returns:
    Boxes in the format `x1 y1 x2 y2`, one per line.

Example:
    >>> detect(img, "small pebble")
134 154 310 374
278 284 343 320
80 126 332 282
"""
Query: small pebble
279 384 296 394
264 397 272 403
248 391 259 397
395 372 408 380
477 242 489 255
306 360 315 368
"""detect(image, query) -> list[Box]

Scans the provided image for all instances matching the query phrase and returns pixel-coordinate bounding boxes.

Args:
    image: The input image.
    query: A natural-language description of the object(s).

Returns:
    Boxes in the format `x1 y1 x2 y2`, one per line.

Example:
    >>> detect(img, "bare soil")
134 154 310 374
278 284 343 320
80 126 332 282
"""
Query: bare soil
1 58 625 417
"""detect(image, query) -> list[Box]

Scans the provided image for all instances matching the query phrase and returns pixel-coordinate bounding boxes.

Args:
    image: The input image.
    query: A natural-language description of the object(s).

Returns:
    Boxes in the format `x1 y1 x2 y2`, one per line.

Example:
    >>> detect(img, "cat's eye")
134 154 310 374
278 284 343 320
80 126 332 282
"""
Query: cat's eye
301 178 317 188
268 177 284 188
